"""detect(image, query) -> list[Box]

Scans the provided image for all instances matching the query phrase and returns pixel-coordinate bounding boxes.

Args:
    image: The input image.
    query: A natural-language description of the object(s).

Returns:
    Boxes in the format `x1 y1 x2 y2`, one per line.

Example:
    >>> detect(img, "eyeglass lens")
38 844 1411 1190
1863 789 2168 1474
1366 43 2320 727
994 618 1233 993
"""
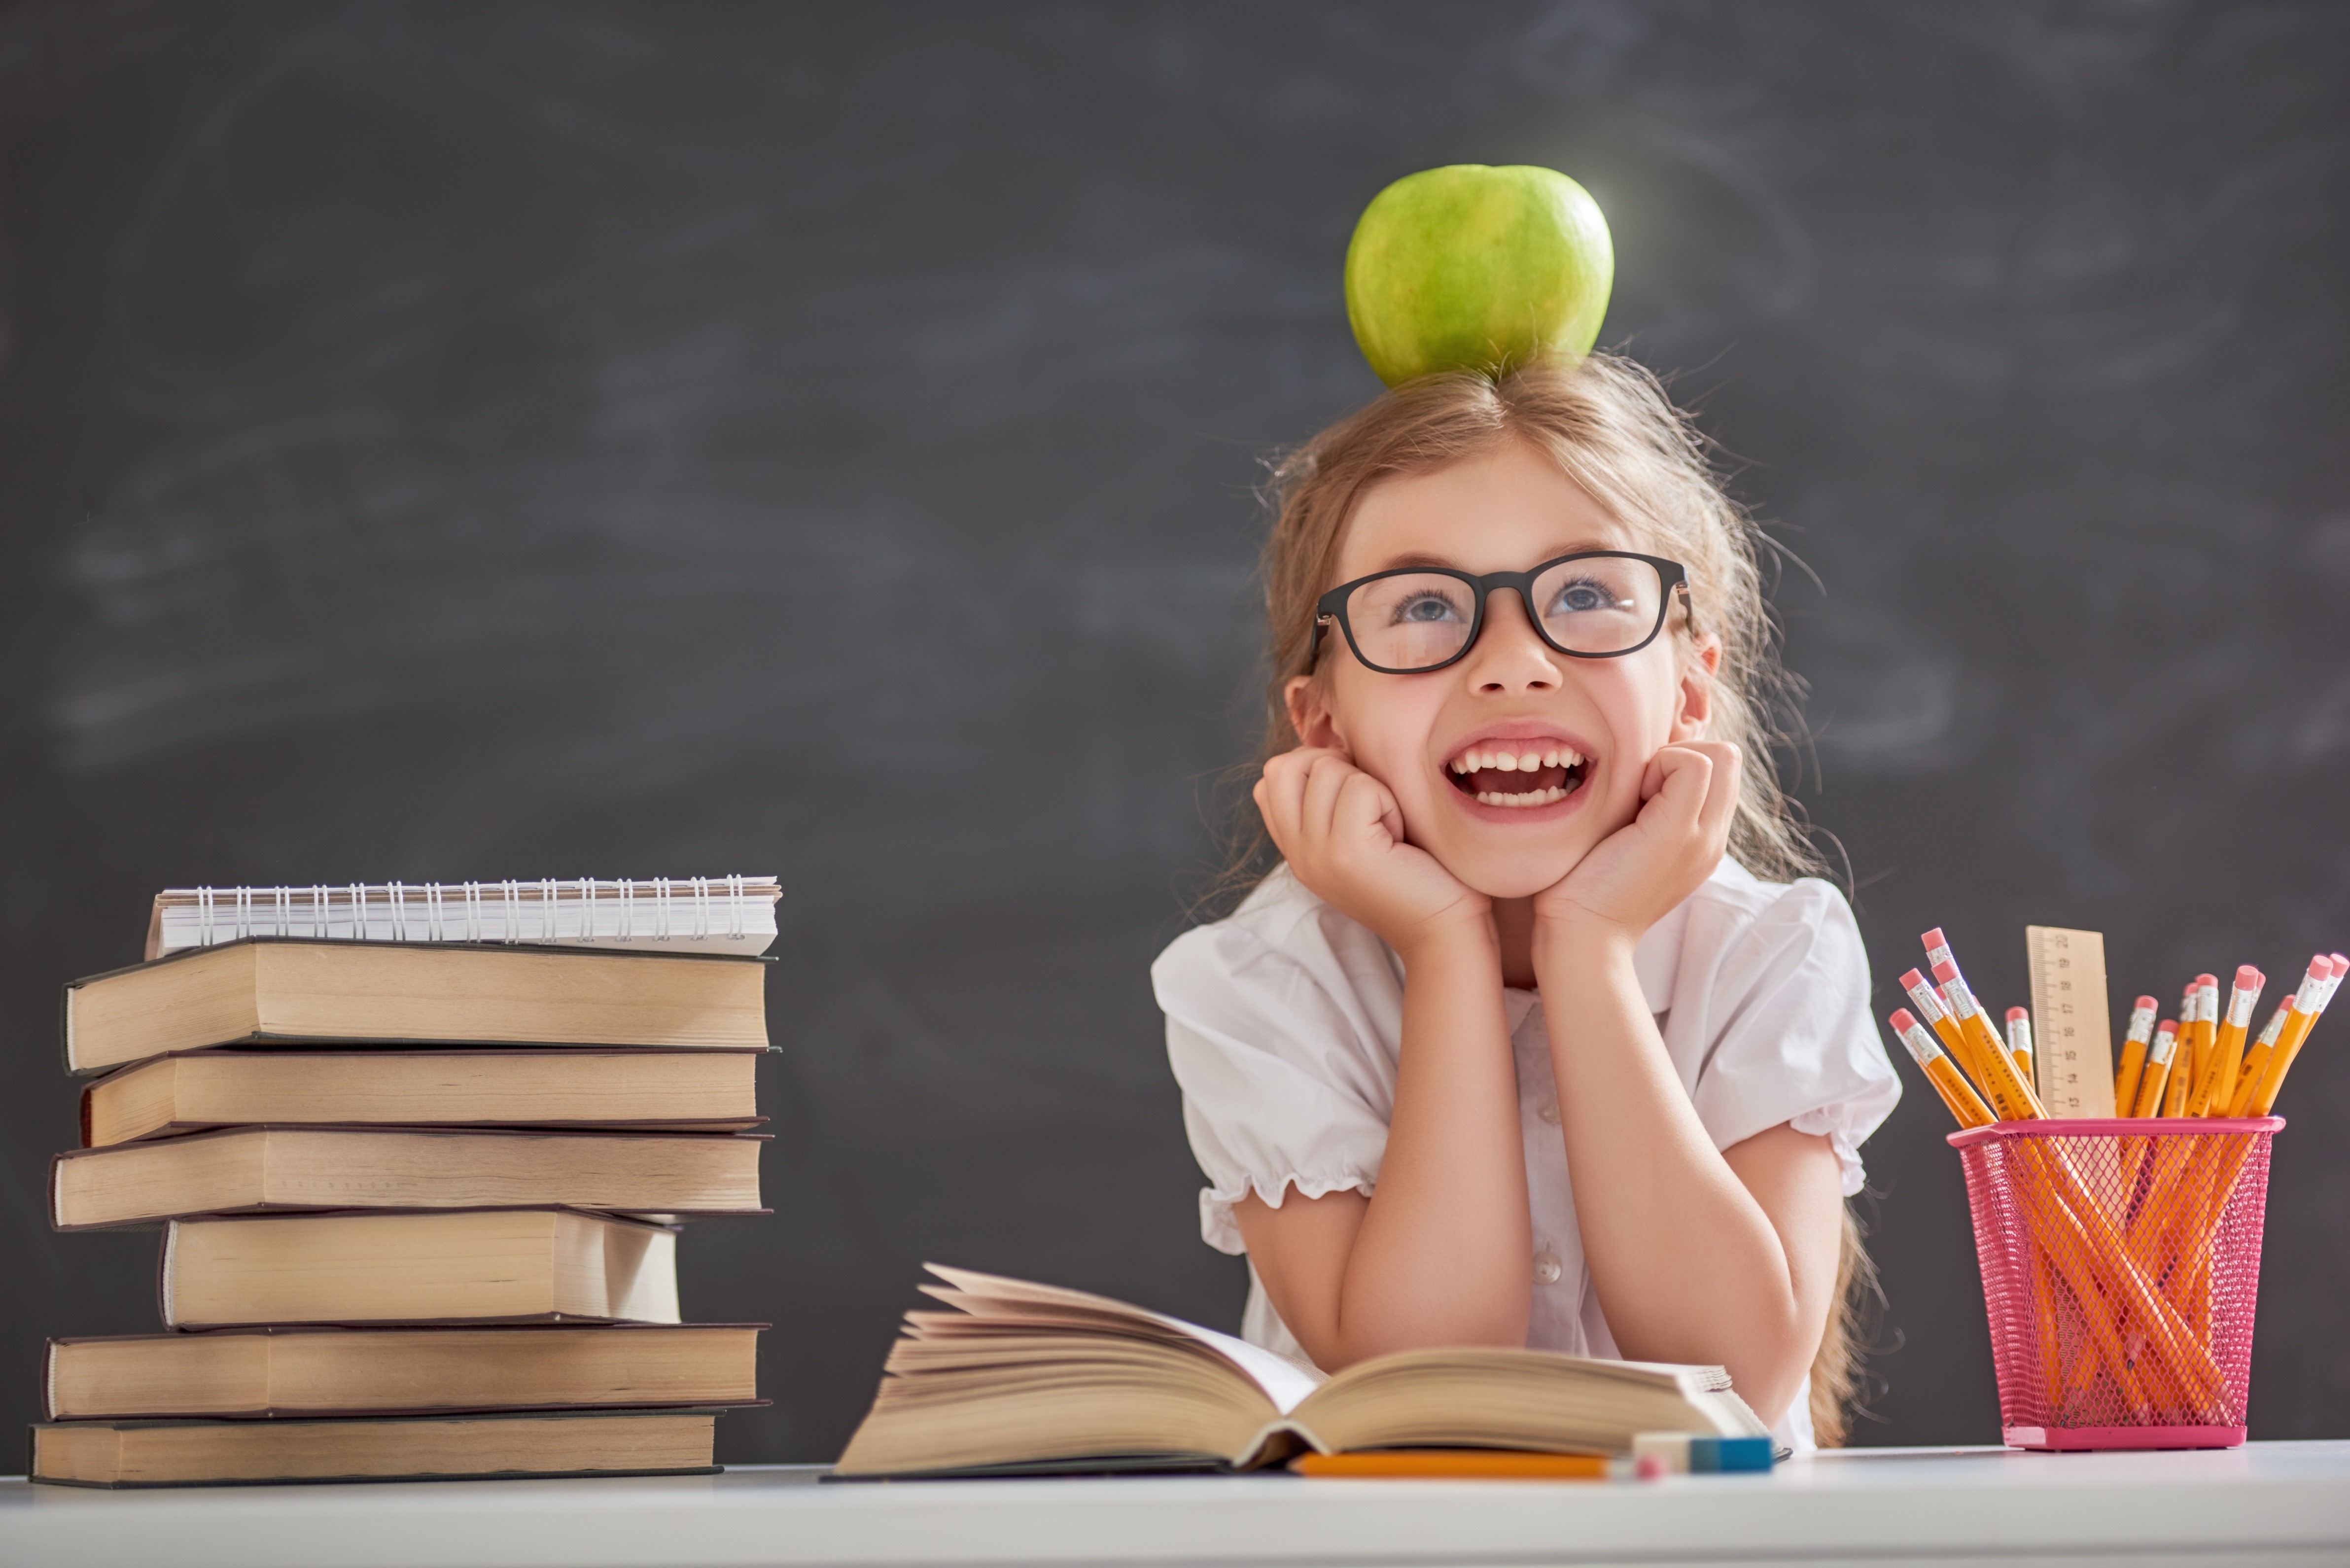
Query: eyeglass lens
1343 556 1667 671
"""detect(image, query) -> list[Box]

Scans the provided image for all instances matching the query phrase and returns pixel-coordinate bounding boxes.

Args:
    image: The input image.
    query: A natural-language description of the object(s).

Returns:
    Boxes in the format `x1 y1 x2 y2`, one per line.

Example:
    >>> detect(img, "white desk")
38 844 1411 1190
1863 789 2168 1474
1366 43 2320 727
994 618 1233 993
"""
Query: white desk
4 1443 2348 1568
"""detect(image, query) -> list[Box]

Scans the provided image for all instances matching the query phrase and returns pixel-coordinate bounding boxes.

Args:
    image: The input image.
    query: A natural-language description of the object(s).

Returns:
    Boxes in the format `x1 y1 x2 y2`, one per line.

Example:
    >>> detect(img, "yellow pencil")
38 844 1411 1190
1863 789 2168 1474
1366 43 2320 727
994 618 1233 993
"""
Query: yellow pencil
2132 1018 2179 1118
2113 996 2157 1116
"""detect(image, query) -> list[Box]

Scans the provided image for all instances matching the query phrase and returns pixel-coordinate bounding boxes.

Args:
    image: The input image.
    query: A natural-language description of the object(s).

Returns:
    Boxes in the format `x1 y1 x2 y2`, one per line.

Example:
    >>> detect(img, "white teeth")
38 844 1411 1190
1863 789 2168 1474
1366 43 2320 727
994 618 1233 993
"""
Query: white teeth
1472 785 1572 809
1451 745 1589 776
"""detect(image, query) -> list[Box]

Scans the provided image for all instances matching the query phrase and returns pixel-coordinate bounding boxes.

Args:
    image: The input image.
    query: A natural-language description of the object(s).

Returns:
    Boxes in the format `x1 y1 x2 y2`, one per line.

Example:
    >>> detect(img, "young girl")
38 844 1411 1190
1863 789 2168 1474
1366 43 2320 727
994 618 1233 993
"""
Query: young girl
1153 353 1900 1449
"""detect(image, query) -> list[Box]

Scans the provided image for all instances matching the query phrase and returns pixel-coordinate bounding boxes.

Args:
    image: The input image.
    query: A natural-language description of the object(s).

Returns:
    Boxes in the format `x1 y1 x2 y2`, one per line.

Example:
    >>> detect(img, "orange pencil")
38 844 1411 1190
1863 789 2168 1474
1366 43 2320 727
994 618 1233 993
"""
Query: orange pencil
2160 983 2199 1118
2188 966 2262 1115
2227 1004 2289 1119
2113 996 2157 1116
2243 953 2345 1116
1892 1008 1993 1128
2131 1018 2179 1117
2004 1006 2035 1090
1931 955 2046 1120
2185 974 2220 1104
1900 968 1985 1093
1293 1451 1613 1480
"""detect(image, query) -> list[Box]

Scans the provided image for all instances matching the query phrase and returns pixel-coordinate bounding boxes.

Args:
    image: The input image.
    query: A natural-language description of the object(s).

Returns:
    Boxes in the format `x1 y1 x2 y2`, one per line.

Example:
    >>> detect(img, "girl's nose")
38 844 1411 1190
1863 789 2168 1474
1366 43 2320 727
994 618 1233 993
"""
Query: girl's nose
1464 590 1561 693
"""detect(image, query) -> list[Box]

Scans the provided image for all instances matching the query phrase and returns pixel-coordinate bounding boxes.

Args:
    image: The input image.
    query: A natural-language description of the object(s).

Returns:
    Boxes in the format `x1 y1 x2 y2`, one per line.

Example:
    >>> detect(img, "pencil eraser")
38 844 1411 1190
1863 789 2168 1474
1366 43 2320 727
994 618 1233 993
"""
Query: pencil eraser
1931 958 1960 984
2196 974 2218 988
2155 1019 2177 1037
2330 953 2348 976
2136 995 2158 1011
1898 968 1928 991
2005 1006 2028 1021
2307 956 2332 981
1634 1453 1668 1481
1632 1433 1691 1474
1889 1008 1918 1033
2235 965 2262 989
1922 928 1947 950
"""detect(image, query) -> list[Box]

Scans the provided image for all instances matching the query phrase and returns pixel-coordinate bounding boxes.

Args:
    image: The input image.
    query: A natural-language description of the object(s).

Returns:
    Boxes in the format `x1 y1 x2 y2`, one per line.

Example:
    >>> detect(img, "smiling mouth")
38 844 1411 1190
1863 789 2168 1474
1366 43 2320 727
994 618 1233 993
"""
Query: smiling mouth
1445 743 1589 809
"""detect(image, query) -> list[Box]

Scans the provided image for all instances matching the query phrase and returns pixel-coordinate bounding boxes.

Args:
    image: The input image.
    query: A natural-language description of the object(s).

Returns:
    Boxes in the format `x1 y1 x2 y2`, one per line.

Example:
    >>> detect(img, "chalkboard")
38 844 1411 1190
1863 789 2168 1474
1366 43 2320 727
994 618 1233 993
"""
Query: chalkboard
1 1 2345 1462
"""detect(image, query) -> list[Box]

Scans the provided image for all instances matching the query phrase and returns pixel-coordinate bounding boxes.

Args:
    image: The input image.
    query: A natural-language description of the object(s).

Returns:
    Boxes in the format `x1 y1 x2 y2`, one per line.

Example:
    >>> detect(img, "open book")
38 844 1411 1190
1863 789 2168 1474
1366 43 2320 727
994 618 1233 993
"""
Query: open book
833 1265 1767 1476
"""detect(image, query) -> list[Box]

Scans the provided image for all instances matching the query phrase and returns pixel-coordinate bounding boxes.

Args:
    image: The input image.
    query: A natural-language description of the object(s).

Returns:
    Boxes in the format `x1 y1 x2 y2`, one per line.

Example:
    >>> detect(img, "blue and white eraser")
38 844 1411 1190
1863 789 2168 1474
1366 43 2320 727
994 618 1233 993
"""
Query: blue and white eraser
1631 1432 1775 1474
1692 1435 1775 1472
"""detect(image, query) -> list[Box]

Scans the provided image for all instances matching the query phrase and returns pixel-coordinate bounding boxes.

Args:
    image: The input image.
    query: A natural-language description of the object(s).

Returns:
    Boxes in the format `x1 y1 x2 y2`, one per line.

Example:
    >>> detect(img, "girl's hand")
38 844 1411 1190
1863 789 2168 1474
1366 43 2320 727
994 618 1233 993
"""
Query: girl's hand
1256 747 1491 959
1535 741 1741 945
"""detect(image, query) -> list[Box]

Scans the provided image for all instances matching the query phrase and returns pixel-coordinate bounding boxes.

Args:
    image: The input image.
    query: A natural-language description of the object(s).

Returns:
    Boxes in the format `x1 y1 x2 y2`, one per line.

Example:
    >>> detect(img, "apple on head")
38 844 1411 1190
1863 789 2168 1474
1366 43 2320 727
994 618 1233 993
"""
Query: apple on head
1344 164 1614 387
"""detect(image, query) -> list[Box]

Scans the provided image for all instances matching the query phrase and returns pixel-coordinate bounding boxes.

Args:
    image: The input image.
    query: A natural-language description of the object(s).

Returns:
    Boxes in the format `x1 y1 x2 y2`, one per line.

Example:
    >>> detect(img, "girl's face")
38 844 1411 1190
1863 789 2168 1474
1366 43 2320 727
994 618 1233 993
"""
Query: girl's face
1286 439 1720 901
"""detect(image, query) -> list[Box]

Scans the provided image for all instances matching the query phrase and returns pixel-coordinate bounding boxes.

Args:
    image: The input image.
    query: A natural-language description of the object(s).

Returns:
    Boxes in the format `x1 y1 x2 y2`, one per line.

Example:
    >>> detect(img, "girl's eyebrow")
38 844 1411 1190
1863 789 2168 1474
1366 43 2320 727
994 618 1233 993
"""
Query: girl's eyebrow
1369 540 1625 573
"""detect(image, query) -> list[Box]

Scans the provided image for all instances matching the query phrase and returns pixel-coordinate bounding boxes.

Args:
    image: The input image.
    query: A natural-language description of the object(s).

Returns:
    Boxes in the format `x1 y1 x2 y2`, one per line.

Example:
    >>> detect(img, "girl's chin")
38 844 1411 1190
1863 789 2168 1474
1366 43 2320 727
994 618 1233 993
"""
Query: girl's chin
1442 851 1587 902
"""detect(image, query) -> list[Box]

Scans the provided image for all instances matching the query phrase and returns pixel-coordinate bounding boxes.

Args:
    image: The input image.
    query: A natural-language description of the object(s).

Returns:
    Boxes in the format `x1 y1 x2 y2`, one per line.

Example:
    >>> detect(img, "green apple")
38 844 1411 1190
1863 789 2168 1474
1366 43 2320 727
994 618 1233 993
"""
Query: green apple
1344 164 1613 387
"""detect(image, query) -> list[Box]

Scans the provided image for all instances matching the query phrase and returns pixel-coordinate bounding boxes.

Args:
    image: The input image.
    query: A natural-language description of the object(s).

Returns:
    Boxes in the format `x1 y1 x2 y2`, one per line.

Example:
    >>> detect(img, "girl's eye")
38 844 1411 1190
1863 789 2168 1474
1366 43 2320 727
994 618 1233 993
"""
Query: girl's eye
1394 593 1462 625
1547 578 1628 616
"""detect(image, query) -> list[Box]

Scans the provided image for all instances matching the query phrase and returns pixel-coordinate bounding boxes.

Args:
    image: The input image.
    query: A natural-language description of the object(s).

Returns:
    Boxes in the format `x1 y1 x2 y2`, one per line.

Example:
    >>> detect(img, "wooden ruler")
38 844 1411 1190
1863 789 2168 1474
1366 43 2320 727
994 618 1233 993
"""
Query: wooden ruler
2026 926 2115 1117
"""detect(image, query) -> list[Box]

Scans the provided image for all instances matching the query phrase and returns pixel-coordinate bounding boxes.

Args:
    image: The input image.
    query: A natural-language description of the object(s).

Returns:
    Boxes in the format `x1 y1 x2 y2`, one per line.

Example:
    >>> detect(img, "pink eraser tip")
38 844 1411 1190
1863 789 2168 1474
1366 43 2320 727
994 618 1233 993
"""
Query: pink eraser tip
2329 953 2348 976
2235 965 2262 988
2196 973 2218 987
1898 968 1927 990
2308 956 2332 979
1930 958 1960 983
1635 1454 1667 1480
2135 995 2158 1010
2155 1019 2178 1036
2005 1006 2028 1021
1889 1008 1918 1032
1922 928 1947 948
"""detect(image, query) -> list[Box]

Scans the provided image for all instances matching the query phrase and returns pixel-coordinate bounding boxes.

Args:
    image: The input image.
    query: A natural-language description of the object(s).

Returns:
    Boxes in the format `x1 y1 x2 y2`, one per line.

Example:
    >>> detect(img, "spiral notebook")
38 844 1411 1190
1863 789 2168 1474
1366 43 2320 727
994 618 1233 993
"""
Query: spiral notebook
144 877 780 961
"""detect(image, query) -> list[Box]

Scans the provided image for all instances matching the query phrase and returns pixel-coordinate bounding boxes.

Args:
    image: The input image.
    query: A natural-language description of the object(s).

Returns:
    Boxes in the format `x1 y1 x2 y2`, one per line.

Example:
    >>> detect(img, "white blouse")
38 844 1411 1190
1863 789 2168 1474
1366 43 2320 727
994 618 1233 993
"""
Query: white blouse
1151 856 1901 1450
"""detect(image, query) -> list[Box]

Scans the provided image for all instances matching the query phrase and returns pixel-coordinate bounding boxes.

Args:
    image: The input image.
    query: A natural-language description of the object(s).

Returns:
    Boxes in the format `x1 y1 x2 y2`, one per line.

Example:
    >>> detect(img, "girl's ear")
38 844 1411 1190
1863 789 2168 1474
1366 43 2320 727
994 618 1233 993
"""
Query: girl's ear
1670 633 1723 744
1283 675 1346 753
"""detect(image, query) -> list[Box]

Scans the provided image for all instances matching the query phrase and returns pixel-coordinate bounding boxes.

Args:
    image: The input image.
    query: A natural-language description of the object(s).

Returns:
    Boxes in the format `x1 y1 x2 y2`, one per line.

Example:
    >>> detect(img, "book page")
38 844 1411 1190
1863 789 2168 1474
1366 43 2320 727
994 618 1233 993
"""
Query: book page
922 1264 1323 1413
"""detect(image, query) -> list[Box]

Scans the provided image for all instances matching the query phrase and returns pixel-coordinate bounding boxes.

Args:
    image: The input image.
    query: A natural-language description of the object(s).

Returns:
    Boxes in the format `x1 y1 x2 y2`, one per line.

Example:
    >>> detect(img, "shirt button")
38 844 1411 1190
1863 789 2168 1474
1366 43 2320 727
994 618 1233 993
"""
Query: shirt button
1538 1100 1561 1125
1533 1251 1563 1285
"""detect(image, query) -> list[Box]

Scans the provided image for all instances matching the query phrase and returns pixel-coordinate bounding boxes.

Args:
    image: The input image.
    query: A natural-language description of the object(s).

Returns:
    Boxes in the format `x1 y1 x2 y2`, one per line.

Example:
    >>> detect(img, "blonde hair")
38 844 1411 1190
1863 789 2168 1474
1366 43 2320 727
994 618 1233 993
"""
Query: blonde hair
1223 351 1872 1444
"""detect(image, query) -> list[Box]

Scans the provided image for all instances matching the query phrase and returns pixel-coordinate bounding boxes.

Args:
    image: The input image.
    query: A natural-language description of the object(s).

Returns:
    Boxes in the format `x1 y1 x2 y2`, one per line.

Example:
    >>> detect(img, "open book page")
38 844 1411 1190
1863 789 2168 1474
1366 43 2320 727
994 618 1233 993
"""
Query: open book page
922 1264 1323 1413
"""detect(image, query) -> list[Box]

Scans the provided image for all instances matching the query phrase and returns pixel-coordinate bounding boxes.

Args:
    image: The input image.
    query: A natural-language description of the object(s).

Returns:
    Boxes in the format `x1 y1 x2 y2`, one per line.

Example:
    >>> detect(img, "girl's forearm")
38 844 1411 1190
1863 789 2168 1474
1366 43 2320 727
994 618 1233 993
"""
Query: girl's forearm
1534 918 1823 1420
1327 923 1532 1363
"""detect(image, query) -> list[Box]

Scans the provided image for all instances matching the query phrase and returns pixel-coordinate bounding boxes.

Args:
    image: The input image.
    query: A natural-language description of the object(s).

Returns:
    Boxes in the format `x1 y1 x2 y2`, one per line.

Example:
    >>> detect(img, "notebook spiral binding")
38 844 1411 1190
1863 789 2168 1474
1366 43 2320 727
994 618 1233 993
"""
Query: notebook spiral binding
166 877 775 951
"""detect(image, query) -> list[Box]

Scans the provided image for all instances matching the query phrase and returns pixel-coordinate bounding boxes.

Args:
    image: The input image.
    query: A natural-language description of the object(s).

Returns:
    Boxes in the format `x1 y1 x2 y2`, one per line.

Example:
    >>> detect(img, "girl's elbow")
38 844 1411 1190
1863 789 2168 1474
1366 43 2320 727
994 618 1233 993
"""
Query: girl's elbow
1317 1301 1529 1372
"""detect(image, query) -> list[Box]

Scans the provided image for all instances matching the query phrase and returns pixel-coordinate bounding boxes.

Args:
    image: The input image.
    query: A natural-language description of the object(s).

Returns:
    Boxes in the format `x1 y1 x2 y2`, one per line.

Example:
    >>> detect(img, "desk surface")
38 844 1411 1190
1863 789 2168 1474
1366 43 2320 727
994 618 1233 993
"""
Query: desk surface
5 1442 2349 1568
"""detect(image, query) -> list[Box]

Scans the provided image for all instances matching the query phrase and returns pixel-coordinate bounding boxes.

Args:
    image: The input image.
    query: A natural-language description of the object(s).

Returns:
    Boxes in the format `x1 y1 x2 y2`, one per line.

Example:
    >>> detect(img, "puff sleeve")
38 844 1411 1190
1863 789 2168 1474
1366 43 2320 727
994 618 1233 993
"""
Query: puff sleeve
1666 875 1900 1195
1151 882 1405 1255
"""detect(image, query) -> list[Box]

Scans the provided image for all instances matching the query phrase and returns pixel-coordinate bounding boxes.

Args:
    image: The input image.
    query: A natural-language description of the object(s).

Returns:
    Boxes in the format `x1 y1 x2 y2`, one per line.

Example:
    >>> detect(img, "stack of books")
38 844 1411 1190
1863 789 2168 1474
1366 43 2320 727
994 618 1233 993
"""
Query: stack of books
31 878 779 1488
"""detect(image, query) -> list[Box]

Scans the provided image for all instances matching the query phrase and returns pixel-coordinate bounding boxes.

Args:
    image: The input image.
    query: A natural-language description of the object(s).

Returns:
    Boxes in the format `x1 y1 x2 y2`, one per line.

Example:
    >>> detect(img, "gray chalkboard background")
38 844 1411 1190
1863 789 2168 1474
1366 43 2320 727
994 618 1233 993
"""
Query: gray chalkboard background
3 2 2346 1463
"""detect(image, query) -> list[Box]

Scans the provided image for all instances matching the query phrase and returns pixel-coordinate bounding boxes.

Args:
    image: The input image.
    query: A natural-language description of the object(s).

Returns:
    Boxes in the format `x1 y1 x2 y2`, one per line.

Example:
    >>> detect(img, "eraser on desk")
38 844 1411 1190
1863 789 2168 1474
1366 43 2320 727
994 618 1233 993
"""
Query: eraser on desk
1630 1433 1774 1474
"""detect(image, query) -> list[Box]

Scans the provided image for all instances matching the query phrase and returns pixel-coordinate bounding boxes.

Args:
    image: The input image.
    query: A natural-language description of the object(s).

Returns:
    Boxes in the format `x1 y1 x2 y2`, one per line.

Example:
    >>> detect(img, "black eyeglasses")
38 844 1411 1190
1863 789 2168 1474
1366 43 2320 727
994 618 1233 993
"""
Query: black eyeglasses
1308 551 1692 674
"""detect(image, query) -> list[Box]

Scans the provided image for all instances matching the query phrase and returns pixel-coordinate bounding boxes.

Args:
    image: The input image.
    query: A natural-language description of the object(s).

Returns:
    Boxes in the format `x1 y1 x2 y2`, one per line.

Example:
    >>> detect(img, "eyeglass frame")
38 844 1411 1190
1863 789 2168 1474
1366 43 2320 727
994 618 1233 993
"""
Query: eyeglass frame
1307 550 1695 675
